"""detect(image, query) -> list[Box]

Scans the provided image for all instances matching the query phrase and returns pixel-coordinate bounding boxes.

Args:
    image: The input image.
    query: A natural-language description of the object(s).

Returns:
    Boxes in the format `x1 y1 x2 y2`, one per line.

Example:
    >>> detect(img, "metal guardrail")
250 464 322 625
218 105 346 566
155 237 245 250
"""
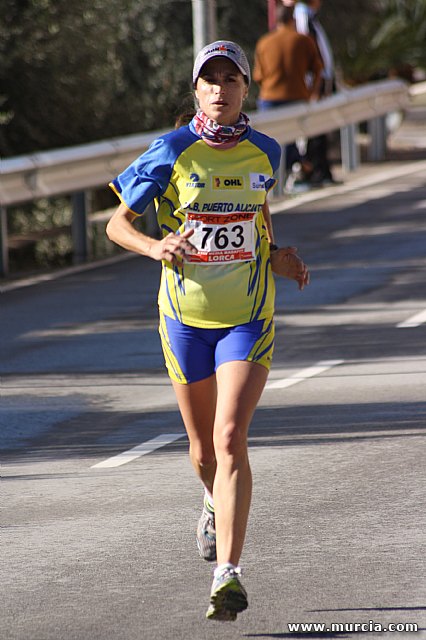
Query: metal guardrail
251 79 409 142
0 79 409 207
409 79 426 104
0 79 411 277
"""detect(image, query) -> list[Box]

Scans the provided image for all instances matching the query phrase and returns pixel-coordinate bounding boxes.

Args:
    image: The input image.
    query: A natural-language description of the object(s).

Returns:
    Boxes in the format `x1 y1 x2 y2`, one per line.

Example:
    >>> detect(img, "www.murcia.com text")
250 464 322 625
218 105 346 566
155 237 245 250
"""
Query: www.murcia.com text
287 621 418 633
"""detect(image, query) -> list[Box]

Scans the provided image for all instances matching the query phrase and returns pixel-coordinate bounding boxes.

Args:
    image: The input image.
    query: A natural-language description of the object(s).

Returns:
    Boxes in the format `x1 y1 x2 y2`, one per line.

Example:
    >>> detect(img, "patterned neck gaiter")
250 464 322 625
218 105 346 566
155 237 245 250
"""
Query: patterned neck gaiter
192 109 250 148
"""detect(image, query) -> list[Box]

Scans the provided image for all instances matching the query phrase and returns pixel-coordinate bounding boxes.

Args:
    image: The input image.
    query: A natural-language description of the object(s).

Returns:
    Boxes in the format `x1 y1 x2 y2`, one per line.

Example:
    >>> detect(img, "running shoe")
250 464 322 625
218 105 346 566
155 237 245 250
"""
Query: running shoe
196 502 216 561
206 566 248 621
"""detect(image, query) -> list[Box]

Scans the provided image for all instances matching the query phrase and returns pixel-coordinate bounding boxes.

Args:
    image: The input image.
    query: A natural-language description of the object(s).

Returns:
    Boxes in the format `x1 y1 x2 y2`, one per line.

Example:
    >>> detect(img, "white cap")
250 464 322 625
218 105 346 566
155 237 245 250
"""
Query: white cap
193 40 251 86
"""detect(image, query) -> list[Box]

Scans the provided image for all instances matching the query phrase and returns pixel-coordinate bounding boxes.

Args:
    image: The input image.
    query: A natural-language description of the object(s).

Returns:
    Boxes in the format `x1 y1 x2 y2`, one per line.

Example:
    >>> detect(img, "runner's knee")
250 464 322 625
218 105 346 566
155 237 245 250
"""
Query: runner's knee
190 443 216 468
214 423 248 460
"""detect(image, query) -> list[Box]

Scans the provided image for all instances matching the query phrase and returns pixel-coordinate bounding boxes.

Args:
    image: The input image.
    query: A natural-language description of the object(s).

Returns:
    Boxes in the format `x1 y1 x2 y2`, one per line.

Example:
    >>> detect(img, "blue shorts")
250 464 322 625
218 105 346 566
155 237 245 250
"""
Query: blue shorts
159 311 275 384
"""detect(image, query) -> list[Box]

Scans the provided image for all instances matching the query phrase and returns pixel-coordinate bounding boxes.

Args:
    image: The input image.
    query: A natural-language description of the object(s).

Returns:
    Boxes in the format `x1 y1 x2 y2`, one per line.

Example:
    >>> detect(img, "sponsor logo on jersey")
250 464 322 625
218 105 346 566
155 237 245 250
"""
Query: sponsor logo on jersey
212 176 244 190
249 173 270 191
186 172 205 188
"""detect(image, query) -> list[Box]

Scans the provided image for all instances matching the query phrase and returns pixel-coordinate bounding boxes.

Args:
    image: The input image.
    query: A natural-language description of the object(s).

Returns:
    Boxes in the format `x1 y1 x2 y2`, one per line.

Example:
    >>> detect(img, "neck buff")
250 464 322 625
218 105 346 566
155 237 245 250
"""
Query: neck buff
193 109 249 149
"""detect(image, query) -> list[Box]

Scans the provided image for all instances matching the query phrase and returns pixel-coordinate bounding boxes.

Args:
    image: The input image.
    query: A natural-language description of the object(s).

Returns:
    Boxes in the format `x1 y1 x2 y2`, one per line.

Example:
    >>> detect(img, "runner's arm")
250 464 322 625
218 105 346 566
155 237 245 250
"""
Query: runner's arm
106 202 195 264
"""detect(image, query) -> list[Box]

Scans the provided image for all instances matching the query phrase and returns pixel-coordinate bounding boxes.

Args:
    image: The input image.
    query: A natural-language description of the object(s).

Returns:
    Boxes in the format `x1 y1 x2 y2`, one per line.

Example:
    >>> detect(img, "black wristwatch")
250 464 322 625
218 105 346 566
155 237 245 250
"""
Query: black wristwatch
269 243 278 251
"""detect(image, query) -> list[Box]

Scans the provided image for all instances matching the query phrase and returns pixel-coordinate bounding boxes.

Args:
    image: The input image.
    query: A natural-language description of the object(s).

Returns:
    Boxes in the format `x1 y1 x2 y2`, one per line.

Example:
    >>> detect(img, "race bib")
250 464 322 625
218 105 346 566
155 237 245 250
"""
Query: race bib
184 211 256 263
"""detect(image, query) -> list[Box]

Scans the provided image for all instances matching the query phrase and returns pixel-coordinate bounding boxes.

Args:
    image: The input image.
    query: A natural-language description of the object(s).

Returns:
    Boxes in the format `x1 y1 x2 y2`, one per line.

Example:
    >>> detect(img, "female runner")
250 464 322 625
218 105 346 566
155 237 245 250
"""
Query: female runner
106 40 309 621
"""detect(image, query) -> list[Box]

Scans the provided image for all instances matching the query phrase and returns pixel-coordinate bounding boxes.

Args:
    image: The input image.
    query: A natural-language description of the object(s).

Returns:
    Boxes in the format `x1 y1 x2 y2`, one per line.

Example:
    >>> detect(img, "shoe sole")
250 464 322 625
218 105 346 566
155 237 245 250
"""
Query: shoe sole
206 607 237 622
206 578 248 621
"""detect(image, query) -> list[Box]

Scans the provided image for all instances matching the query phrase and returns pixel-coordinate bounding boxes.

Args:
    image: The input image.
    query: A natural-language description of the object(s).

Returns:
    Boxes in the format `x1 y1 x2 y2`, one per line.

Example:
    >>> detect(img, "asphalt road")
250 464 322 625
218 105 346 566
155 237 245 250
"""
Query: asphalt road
1 160 426 639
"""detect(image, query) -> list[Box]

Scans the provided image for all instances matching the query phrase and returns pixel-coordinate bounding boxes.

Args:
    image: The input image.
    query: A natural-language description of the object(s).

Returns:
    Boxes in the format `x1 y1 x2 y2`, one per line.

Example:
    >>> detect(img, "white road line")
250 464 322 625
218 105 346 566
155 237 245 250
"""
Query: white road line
265 359 344 390
93 360 345 466
397 309 426 329
91 433 185 469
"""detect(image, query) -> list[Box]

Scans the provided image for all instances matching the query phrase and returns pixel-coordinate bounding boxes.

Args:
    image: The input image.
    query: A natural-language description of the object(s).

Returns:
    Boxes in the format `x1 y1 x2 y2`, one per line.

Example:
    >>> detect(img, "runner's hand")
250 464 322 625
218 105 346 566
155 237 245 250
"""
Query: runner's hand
149 229 196 264
270 246 310 290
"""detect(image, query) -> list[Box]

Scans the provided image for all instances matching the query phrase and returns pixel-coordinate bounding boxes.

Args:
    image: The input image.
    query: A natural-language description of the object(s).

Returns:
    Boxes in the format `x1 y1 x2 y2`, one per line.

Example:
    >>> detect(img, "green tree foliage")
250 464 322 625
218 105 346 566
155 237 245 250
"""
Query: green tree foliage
1 0 122 155
112 0 194 134
321 0 426 83
369 0 426 77
0 0 194 156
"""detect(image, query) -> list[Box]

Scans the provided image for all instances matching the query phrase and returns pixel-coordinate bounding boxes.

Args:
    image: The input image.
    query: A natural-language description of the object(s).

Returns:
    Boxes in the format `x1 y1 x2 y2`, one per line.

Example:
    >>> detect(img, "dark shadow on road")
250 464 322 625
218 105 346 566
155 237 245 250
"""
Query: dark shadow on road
272 321 426 371
2 399 425 467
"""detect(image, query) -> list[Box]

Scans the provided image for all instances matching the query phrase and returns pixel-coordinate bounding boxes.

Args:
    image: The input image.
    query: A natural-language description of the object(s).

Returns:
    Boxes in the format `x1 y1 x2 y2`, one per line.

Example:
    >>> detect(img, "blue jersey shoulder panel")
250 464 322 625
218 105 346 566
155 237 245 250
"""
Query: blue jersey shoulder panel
246 128 281 174
110 125 199 214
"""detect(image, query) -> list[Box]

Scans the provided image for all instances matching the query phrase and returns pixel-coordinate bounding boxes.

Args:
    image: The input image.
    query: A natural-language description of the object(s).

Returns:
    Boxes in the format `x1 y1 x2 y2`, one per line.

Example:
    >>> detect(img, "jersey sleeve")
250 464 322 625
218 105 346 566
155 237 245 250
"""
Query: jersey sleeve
265 139 281 192
109 136 176 215
248 129 282 192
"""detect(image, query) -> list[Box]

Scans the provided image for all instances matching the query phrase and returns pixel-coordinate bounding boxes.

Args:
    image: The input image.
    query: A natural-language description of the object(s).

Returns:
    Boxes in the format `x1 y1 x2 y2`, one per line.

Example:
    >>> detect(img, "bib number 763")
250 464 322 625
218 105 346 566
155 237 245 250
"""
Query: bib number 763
185 211 256 263
200 225 244 250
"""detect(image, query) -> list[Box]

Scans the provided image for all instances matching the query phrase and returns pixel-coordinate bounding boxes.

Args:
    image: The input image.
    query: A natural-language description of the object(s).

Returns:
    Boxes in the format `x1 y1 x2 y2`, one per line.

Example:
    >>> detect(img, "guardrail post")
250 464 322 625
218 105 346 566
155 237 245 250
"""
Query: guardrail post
0 206 9 277
192 0 217 54
340 123 359 172
368 115 387 162
273 144 287 198
71 191 90 265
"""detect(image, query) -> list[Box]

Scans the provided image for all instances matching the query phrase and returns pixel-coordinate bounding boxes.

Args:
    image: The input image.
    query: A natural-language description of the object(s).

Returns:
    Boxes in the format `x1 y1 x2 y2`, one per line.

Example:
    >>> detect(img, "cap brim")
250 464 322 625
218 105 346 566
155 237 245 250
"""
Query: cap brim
194 55 248 85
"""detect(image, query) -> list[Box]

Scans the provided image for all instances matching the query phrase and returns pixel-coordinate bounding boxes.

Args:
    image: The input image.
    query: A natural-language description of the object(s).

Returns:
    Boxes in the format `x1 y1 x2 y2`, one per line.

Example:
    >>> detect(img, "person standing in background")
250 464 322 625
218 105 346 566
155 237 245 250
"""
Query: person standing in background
295 0 339 185
253 1 323 193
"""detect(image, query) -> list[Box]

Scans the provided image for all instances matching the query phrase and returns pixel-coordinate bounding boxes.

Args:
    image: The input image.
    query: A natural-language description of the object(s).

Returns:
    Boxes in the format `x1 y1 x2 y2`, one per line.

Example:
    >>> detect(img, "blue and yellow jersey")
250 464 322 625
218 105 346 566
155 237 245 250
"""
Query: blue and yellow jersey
109 122 281 328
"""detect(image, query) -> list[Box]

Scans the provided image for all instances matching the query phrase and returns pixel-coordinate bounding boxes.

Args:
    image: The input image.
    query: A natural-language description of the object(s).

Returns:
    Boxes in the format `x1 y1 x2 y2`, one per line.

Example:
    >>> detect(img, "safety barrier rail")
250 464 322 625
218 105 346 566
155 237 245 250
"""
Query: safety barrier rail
0 79 411 276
